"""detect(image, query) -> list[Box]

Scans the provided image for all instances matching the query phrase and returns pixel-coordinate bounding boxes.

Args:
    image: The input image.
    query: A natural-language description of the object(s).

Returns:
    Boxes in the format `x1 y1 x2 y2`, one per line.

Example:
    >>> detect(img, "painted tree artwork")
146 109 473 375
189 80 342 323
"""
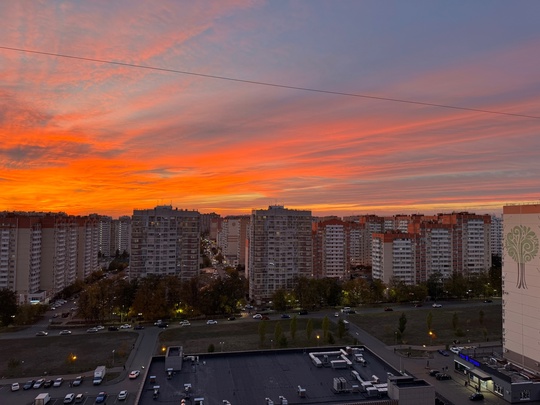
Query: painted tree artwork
505 225 539 289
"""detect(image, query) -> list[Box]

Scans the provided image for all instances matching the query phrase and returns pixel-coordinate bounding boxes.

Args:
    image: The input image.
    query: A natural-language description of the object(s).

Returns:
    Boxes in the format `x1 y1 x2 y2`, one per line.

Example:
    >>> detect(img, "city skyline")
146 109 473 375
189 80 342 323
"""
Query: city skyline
2 1 540 218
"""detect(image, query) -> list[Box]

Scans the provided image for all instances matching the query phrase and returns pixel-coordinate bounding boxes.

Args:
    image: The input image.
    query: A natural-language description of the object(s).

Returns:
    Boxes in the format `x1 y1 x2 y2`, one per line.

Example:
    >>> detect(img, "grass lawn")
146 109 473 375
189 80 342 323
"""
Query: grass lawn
158 318 356 354
0 302 502 379
0 333 137 379
349 302 502 347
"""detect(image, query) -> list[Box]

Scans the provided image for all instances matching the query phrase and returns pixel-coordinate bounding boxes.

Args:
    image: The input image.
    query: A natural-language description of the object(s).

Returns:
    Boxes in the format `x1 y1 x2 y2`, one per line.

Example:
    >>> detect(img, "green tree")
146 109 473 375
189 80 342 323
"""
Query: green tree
322 316 330 339
427 311 433 332
306 319 314 341
271 289 288 312
337 319 346 339
0 288 17 326
327 332 335 344
258 320 267 347
290 316 298 340
274 322 283 343
452 312 459 331
398 312 407 335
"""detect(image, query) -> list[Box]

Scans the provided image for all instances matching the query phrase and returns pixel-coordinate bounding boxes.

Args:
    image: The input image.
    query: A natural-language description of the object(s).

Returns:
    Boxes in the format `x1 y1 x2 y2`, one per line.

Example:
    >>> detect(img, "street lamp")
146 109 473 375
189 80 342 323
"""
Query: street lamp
316 335 320 347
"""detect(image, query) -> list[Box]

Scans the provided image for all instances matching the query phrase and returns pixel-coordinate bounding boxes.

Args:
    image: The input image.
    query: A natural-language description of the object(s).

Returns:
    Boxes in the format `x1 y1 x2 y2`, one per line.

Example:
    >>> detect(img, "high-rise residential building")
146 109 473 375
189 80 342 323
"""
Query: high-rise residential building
130 205 200 280
248 205 312 303
372 231 416 285
98 216 113 257
502 204 540 372
200 212 221 239
0 212 100 304
490 214 503 257
112 215 131 255
217 215 249 267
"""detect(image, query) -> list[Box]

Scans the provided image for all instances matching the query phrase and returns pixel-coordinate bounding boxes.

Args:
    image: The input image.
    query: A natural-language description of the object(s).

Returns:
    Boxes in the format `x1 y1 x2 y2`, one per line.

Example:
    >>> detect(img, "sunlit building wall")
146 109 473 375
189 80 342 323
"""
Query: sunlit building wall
372 232 416 285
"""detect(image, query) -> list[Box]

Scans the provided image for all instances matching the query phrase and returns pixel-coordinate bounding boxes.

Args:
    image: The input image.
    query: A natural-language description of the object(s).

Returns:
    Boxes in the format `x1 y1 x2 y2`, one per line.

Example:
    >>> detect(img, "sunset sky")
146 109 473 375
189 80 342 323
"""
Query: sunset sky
2 1 540 218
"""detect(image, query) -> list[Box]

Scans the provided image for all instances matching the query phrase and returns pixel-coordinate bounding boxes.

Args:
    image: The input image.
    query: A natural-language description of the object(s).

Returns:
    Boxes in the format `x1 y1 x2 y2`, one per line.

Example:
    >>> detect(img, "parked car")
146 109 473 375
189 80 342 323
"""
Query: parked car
11 382 19 391
86 327 98 333
334 312 339 317
384 307 393 311
436 373 452 380
33 379 45 389
53 377 63 387
118 390 128 401
72 376 83 386
74 393 84 403
450 346 463 354
23 380 35 390
36 331 48 336
252 314 263 319
95 325 105 330
438 349 450 356
120 324 131 329
179 320 191 326
484 299 493 303
95 392 107 403
59 329 72 335
227 316 236 321
108 326 119 331
298 310 308 315
64 393 75 404
129 370 140 379
469 393 484 401
432 303 442 308
43 379 53 388
428 369 440 376
280 314 291 319
134 324 145 330
206 320 218 325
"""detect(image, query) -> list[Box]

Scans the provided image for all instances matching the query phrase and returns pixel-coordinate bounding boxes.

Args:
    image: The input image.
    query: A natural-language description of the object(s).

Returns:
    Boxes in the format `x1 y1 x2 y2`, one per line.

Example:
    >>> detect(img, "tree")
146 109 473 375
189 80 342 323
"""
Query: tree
506 225 539 289
398 312 407 335
258 320 267 347
271 289 288 312
290 316 298 340
322 316 330 339
274 322 283 343
337 319 346 339
306 319 314 341
0 288 17 326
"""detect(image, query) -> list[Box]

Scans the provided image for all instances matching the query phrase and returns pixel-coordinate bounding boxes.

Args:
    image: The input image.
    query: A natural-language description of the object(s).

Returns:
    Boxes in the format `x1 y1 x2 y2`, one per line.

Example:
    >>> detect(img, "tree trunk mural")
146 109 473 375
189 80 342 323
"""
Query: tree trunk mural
505 225 539 289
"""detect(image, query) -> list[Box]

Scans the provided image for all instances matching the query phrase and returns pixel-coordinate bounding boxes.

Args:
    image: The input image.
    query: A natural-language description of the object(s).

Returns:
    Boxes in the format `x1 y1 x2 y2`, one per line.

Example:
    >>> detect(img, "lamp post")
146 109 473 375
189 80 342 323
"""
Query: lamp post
316 335 320 347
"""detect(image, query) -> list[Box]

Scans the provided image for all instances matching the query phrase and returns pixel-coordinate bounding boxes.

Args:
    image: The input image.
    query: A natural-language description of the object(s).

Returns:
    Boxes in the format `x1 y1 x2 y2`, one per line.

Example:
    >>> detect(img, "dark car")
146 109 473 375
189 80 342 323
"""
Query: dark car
227 316 236 321
108 326 119 331
438 349 450 356
134 325 144 330
469 393 484 401
436 373 452 380
428 369 440 376
384 307 393 311
23 380 35 390
298 310 308 315
280 314 291 319
43 379 53 388
95 392 107 403
484 299 493 303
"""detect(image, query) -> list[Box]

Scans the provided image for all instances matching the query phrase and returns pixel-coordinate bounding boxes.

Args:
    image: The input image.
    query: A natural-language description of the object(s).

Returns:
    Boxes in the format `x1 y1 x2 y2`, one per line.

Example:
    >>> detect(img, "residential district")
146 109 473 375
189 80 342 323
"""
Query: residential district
1 203 540 404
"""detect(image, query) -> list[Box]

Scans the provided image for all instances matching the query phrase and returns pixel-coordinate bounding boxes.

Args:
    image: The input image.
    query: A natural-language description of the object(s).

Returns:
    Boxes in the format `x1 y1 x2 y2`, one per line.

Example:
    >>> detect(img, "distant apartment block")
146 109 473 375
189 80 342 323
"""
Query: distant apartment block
0 212 100 304
372 231 416 285
130 205 200 280
248 205 312 303
217 215 249 267
98 216 113 257
490 214 503 257
113 215 131 255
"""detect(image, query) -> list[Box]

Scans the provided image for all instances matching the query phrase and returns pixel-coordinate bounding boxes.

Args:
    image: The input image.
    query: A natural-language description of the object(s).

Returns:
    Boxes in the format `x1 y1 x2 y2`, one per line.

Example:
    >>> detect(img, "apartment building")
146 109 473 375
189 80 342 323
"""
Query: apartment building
0 212 100 303
113 215 131 255
372 231 416 285
491 214 503 257
130 205 200 280
248 205 312 303
217 215 249 267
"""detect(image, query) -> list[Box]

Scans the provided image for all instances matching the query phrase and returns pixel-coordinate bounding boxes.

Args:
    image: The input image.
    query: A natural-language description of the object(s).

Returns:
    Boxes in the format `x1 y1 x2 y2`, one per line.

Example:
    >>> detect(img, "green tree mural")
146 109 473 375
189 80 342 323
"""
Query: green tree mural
506 225 539 289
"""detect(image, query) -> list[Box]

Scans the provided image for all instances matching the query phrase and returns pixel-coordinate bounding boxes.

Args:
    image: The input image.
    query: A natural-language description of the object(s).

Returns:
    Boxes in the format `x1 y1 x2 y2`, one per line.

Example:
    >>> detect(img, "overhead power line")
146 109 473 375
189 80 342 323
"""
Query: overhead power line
1 45 539 120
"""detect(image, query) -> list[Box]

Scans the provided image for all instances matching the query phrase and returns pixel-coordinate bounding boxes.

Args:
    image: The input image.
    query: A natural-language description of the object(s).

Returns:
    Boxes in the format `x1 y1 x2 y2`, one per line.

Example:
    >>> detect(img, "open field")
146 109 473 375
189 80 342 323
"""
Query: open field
349 302 502 347
0 302 502 379
0 333 136 379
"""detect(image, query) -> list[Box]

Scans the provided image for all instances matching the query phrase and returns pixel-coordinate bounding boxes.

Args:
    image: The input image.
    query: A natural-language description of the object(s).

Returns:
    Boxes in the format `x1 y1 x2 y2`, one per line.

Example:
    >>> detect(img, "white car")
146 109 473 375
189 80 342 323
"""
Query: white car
119 324 131 329
63 393 75 404
252 314 263 319
450 346 464 354
206 320 218 325
432 303 442 308
11 382 20 391
87 327 98 333
118 390 128 401
129 370 140 379
59 329 72 335
95 325 105 330
179 320 191 326
53 377 63 387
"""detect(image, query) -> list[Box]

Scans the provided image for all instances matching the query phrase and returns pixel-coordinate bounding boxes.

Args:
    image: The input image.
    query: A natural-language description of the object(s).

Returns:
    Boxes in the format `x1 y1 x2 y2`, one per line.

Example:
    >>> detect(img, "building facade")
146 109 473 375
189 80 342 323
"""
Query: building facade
130 205 200 280
248 205 312 303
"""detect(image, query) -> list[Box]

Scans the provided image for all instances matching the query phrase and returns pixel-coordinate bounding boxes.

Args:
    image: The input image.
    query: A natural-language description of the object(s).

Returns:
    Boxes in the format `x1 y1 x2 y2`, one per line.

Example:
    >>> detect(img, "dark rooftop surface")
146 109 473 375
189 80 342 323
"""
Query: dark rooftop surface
139 346 403 405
